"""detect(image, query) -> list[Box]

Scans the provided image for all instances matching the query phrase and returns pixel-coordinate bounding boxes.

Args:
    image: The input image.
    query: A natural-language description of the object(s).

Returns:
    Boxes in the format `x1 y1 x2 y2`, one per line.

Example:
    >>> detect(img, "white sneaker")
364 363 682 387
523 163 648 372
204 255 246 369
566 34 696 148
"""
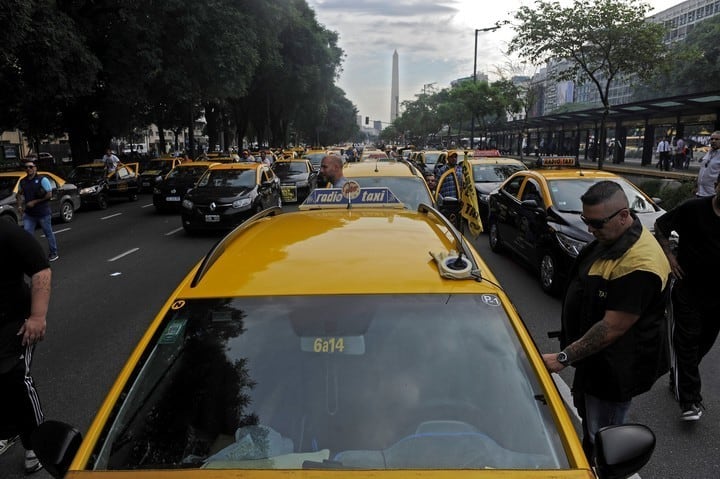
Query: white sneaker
0 435 19 456
25 449 43 474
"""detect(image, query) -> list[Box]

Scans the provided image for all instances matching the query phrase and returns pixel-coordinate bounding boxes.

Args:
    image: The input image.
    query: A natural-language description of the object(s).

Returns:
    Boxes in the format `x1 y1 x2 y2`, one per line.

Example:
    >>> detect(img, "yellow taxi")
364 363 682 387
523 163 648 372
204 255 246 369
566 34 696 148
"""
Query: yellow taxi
434 155 528 225
67 161 140 209
33 186 655 479
487 157 665 294
138 157 184 193
343 160 433 210
415 150 448 176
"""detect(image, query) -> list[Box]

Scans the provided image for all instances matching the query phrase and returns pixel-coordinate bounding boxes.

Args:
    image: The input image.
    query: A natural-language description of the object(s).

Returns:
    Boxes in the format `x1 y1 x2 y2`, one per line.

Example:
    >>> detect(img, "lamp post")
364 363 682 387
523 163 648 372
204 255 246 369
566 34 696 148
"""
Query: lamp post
470 21 509 149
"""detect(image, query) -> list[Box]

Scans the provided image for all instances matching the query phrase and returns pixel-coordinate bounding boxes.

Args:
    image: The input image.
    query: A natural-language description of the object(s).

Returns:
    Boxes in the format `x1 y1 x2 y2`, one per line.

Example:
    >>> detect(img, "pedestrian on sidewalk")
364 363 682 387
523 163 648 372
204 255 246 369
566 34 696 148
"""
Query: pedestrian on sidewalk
0 220 51 473
656 136 671 171
695 131 720 197
654 172 720 421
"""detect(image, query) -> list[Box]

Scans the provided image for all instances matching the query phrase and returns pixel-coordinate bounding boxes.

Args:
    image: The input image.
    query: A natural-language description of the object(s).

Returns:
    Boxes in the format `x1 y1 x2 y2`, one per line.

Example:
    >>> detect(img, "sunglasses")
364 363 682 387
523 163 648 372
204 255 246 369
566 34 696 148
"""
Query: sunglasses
580 207 627 229
25 165 36 169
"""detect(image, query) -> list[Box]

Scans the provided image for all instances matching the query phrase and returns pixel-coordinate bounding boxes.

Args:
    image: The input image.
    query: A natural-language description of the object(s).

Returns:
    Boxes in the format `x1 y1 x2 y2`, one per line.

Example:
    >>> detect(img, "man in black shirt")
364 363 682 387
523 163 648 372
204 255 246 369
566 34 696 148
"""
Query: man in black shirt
0 221 50 473
655 174 720 421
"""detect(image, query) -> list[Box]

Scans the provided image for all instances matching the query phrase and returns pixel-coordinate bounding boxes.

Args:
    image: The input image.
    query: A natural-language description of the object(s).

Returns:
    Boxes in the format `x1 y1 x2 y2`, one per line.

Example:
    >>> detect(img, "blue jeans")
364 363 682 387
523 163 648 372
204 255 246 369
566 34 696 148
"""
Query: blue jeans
23 214 58 256
574 392 631 462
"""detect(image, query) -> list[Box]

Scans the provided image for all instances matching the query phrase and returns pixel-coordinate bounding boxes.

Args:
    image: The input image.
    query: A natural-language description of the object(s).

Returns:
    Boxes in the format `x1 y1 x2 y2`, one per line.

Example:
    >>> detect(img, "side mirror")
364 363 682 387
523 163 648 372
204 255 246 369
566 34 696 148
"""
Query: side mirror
31 420 83 479
594 423 655 479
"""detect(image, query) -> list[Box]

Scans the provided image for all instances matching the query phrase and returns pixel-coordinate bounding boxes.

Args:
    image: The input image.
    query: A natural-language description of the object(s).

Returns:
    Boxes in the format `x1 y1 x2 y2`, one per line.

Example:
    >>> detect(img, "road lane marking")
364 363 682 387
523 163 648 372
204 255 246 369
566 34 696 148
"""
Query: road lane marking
165 227 184 236
101 213 123 220
108 247 139 262
142 203 153 208
41 228 70 237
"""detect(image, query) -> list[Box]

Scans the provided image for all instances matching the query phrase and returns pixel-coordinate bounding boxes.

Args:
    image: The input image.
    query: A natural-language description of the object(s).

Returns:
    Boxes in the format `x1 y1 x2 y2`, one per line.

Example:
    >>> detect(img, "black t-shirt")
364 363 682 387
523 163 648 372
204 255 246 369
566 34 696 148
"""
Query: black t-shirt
655 197 720 290
0 221 49 322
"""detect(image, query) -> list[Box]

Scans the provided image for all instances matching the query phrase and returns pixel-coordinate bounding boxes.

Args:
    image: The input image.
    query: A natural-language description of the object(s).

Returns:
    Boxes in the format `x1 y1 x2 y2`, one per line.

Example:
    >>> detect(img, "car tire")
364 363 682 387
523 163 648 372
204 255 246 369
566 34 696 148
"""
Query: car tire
488 220 504 253
97 194 109 210
1 213 18 225
539 251 561 296
60 201 74 223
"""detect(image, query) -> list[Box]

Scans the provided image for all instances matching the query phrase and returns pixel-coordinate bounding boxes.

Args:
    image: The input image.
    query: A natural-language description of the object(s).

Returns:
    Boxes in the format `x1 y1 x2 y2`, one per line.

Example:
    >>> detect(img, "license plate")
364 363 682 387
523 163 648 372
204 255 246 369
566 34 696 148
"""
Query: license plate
166 196 181 202
142 181 150 187
204 214 220 222
281 186 297 202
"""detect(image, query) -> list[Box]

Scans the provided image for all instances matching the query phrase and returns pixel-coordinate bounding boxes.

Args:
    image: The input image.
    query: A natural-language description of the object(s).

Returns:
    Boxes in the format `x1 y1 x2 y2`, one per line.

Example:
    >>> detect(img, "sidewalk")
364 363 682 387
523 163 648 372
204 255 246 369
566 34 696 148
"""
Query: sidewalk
577 154 699 182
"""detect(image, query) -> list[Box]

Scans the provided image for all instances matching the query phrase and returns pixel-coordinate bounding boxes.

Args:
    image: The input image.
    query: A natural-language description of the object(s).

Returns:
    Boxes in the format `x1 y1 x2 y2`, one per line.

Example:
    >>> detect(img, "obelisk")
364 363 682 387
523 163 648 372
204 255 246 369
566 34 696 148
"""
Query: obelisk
390 50 399 122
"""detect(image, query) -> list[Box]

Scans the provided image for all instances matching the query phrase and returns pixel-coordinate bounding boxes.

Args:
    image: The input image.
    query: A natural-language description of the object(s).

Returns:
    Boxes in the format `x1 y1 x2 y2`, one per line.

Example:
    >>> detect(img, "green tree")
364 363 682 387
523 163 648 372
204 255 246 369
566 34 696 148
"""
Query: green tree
508 0 666 167
639 14 719 99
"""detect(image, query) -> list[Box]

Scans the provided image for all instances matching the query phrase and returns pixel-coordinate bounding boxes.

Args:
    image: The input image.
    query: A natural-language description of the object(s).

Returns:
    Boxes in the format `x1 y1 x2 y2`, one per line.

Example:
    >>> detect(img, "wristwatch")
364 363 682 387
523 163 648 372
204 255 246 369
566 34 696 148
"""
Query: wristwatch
556 351 571 366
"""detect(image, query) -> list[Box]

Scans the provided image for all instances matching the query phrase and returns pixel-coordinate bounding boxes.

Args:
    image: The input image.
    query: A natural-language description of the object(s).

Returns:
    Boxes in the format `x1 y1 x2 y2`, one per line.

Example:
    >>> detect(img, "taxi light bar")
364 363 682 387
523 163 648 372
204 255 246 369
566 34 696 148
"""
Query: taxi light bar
471 149 501 157
299 186 405 210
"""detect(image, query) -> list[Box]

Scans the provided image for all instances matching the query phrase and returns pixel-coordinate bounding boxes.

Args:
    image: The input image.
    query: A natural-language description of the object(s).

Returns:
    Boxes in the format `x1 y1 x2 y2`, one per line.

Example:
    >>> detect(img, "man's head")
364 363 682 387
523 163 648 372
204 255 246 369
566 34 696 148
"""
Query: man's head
447 151 458 165
24 162 37 177
106 148 113 155
424 173 437 190
710 131 720 150
320 154 344 183
580 181 631 244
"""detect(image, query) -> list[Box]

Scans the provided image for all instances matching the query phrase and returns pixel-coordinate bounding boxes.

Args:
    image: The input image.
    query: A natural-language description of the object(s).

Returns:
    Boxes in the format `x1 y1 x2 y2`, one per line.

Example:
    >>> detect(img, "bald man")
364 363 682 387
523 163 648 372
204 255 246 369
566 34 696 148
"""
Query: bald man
320 154 347 188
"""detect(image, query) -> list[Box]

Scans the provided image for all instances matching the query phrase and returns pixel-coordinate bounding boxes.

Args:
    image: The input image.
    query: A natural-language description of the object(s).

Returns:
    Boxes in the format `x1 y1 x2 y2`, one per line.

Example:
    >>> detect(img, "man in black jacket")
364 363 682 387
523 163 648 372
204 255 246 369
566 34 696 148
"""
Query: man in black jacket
542 181 671 461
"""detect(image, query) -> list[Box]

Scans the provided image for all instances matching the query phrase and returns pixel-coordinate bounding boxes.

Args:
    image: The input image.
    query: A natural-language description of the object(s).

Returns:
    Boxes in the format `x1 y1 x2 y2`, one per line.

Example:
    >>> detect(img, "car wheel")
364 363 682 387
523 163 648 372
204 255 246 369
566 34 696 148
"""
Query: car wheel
97 194 109 210
539 251 560 296
488 220 503 253
60 201 74 223
1 213 17 225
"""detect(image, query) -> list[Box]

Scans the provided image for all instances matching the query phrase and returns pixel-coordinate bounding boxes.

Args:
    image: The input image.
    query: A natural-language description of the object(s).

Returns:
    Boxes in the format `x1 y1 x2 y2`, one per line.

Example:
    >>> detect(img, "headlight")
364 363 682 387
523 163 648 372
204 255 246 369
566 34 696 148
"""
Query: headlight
79 185 99 195
555 231 587 257
155 175 162 182
182 199 193 209
296 181 308 188
152 187 161 194
232 198 252 209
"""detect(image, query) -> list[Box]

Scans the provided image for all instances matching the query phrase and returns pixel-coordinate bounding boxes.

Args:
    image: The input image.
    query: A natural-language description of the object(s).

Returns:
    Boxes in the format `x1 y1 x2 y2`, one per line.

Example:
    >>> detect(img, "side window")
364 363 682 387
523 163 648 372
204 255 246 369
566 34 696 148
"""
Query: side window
502 176 524 198
521 179 544 207
116 167 129 179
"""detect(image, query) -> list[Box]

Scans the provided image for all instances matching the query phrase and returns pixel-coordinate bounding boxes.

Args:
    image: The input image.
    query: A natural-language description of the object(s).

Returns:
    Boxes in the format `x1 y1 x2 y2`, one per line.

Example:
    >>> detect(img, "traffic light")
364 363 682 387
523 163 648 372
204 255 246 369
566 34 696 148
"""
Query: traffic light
365 116 369 125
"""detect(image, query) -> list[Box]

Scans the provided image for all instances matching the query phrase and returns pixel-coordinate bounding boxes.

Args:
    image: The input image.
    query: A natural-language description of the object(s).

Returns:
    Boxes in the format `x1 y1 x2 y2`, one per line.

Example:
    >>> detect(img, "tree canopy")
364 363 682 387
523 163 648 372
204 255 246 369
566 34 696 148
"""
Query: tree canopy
508 0 666 166
0 0 358 162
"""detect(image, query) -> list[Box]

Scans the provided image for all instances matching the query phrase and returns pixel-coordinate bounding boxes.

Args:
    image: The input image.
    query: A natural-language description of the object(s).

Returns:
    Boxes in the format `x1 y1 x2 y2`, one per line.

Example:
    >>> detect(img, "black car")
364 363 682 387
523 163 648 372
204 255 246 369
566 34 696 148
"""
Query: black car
181 163 282 233
487 167 664 295
152 161 217 212
0 170 81 224
271 159 318 202
68 162 139 209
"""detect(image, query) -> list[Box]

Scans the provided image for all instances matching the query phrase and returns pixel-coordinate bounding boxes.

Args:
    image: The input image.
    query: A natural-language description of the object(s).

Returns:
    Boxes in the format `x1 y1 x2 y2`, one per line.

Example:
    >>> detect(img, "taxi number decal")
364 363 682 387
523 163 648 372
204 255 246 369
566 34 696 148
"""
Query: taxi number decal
314 337 344 353
481 294 500 306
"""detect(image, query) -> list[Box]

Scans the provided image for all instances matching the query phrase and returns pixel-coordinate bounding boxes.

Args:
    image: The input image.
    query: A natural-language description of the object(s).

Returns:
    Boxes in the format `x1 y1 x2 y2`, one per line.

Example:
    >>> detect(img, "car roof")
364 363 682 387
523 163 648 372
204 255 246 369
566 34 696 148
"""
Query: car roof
527 168 621 180
175 161 218 168
179 209 502 299
208 162 263 171
344 161 420 178
467 157 527 166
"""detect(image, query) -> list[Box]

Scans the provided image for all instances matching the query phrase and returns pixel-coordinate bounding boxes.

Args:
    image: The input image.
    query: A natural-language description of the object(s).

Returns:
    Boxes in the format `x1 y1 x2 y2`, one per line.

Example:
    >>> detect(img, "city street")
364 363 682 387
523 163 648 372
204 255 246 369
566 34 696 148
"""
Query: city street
0 196 717 478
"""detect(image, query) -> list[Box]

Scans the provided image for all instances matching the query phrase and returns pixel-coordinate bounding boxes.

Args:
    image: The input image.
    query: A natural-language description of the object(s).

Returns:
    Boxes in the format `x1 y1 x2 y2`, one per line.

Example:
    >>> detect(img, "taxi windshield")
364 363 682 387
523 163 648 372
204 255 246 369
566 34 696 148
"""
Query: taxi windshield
69 166 105 180
548 178 657 214
144 160 174 172
198 169 256 188
90 295 566 471
423 152 442 165
472 164 525 182
166 165 208 179
273 162 308 176
345 177 432 210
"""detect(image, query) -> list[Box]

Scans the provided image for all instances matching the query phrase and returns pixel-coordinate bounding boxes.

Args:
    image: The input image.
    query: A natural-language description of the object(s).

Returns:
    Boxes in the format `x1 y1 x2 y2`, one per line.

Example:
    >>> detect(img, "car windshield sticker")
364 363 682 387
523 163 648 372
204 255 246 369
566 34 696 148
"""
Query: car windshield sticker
300 336 365 355
159 318 187 344
299 186 404 209
481 294 501 307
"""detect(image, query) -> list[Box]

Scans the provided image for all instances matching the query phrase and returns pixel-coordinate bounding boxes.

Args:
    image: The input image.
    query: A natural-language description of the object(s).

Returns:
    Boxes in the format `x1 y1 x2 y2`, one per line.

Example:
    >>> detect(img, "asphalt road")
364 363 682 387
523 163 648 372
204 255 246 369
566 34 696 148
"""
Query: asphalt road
0 197 717 478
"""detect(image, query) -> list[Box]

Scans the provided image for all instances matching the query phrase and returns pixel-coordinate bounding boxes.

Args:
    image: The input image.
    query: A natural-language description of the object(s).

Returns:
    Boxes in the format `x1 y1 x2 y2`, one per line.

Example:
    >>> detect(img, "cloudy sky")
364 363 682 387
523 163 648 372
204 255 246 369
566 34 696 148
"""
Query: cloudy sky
307 0 682 124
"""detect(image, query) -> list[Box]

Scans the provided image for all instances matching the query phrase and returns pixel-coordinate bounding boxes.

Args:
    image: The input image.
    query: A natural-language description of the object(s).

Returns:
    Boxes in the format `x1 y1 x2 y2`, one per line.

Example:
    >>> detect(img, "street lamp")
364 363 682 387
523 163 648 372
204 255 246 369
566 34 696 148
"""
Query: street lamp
470 21 509 149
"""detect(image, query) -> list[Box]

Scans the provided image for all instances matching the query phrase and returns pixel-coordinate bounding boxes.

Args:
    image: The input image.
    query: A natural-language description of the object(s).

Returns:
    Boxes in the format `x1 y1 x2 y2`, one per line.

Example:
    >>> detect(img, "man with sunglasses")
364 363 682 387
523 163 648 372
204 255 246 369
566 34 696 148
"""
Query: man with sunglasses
654 173 720 421
17 162 59 262
542 181 671 462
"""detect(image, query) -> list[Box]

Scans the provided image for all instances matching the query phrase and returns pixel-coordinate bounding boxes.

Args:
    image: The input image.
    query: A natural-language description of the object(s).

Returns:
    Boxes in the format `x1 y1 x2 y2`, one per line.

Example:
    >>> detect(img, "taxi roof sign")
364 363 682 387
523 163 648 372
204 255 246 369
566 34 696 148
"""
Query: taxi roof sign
299 186 404 210
471 149 501 157
536 156 578 167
